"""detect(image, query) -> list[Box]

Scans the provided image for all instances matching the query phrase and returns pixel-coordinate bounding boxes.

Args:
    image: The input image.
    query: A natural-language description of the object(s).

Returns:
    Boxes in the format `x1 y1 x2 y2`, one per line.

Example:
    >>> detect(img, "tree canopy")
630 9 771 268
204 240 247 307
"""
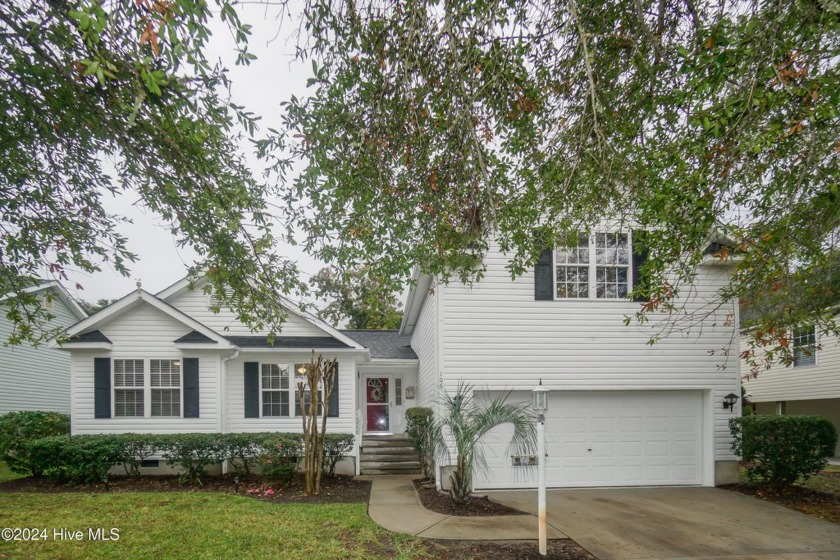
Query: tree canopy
309 267 403 330
268 0 839 372
0 0 301 344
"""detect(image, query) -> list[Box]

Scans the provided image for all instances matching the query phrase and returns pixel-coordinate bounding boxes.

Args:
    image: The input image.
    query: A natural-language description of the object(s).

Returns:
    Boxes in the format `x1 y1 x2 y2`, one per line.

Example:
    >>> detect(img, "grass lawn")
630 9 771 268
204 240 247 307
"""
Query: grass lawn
0 461 27 483
799 465 840 495
0 493 427 559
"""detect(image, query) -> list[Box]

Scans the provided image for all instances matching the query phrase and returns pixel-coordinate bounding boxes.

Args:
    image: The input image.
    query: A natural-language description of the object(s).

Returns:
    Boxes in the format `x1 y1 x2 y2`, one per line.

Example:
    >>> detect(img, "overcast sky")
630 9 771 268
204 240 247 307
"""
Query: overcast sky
64 3 322 304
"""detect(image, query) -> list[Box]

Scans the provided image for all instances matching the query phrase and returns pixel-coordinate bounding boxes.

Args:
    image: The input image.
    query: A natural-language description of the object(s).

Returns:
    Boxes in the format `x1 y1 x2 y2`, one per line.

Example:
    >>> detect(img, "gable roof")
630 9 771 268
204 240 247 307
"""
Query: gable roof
155 275 365 350
399 268 434 336
56 288 233 348
341 330 417 360
224 336 352 349
1 280 88 321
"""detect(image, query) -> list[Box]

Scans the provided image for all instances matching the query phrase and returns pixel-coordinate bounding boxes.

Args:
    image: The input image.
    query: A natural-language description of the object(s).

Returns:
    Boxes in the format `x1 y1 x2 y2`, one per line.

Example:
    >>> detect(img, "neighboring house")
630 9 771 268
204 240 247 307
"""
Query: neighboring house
57 228 740 486
742 324 840 457
0 281 88 414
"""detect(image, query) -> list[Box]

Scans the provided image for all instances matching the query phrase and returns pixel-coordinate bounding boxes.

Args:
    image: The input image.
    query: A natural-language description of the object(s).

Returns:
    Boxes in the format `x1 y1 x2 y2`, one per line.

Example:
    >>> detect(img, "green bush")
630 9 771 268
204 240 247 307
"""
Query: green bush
257 435 302 487
218 432 270 475
158 433 226 485
0 411 70 475
115 434 160 477
405 407 435 480
321 434 354 476
28 435 123 484
730 415 838 488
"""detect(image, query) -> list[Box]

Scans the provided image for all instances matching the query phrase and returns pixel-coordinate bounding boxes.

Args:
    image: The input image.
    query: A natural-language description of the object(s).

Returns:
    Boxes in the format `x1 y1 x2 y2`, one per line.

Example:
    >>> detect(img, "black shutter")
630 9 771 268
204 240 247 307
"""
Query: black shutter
327 362 339 417
534 248 554 301
182 358 200 418
244 361 260 418
631 230 650 302
94 357 111 419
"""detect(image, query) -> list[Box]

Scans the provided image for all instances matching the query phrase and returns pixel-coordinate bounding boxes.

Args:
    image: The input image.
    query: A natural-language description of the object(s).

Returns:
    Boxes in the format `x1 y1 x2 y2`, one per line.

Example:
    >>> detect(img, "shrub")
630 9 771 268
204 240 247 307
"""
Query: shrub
219 432 270 475
0 411 70 475
730 415 838 488
28 435 123 484
115 434 160 477
257 435 302 487
321 434 354 476
158 434 226 485
405 407 435 480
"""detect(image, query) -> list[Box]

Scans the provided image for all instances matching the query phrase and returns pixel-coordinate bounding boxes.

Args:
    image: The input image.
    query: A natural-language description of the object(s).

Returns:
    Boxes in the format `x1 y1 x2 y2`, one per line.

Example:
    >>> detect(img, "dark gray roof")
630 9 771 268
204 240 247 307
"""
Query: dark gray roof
70 330 111 343
174 330 217 344
224 336 351 349
340 330 417 360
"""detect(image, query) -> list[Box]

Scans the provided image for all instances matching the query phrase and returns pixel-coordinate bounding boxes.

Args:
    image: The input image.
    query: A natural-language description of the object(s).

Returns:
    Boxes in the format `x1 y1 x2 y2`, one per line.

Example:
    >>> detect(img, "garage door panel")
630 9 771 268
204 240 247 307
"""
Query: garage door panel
473 390 703 489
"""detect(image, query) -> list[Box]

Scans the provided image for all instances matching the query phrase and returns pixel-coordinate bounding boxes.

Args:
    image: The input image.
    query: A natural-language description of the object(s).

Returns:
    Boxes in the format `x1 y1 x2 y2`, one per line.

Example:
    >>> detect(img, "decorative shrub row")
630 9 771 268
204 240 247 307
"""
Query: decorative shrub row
730 415 837 488
0 411 70 474
25 432 355 485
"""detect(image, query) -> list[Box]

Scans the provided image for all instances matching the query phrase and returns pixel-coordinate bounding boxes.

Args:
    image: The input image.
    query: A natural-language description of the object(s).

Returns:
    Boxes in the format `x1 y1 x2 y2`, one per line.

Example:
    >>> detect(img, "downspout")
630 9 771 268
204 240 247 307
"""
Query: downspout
220 349 240 474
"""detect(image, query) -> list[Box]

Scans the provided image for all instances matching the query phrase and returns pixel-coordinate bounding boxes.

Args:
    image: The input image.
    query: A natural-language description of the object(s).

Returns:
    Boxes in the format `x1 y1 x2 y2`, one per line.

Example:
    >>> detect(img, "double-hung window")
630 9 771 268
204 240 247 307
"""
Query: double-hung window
792 327 817 367
294 363 325 416
151 359 181 416
261 363 290 417
555 232 630 299
114 359 144 417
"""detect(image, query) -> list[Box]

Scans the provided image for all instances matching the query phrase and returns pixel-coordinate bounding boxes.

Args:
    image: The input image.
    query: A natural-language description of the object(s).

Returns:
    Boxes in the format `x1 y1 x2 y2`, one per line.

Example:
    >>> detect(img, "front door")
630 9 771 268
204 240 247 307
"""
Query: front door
365 377 390 432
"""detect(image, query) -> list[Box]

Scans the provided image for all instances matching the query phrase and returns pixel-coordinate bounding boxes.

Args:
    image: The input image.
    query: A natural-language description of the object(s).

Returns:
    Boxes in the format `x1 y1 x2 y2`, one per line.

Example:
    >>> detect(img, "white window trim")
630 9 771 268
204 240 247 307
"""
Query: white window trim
113 358 183 418
791 326 818 368
260 362 291 418
553 231 634 300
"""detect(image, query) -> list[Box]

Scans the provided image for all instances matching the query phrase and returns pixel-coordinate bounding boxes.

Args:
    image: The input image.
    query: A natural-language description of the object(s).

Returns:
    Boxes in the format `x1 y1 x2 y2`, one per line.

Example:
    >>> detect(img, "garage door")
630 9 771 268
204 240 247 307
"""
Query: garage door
472 390 704 489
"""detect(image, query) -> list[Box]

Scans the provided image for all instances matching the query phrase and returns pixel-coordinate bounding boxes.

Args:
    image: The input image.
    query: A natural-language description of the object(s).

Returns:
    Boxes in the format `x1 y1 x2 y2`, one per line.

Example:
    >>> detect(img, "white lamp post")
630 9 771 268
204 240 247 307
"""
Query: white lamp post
532 380 550 556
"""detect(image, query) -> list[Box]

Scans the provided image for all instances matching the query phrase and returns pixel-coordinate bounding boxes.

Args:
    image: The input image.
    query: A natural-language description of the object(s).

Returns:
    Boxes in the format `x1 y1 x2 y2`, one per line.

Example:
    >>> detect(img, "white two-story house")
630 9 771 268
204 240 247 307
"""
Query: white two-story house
58 228 741 486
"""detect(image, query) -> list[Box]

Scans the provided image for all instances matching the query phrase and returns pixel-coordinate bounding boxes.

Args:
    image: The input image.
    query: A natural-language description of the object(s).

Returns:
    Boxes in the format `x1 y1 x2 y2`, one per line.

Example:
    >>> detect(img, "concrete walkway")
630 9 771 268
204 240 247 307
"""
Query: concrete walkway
363 474 567 540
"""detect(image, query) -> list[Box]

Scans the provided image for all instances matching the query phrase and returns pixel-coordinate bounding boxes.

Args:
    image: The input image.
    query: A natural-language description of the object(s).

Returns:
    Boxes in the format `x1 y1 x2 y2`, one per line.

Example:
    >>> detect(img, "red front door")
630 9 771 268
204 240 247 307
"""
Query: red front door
366 377 390 432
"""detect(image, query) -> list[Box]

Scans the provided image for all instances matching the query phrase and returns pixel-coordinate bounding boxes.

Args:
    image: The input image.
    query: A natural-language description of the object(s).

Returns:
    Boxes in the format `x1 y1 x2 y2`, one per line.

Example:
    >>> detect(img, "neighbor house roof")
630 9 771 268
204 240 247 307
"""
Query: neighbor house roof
341 330 418 360
1 279 88 321
224 336 352 349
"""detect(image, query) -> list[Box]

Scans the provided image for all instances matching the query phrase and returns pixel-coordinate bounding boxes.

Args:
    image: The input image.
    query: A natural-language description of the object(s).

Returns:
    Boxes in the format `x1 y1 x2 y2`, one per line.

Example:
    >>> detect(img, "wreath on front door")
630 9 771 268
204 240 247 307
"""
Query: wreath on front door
367 378 385 403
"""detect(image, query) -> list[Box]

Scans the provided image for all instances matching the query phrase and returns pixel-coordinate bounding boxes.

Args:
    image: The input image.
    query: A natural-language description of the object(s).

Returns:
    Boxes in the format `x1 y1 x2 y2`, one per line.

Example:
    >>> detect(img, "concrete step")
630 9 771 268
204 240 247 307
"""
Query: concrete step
360 466 422 475
361 460 421 469
361 447 419 456
360 456 421 465
362 438 414 447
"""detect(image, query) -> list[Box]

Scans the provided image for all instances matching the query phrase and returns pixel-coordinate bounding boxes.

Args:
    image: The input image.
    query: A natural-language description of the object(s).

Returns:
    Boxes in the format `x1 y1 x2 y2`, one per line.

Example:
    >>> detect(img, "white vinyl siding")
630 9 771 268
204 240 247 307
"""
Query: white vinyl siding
744 319 840 402
164 282 329 337
227 354 357 434
437 238 739 469
70 302 220 434
410 288 439 408
0 291 80 414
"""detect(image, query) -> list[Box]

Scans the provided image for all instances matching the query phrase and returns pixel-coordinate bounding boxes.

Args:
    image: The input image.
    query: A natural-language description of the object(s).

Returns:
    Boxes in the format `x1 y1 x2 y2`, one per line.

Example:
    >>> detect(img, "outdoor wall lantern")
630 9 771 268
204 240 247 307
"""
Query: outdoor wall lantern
532 380 550 556
723 393 740 412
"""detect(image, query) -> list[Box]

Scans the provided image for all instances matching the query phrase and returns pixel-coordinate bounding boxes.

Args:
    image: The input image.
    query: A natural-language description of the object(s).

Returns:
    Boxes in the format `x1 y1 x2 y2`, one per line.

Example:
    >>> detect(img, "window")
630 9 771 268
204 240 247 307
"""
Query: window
555 232 630 299
261 363 289 417
151 359 181 416
793 327 817 367
294 363 323 416
395 378 402 406
114 359 144 417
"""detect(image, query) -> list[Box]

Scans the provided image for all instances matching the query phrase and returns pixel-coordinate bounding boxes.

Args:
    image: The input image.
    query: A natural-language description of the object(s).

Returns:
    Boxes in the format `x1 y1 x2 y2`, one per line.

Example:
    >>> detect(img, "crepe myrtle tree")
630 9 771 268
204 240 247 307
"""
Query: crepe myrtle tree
0 0 304 346
297 351 337 496
251 0 840 373
433 384 536 504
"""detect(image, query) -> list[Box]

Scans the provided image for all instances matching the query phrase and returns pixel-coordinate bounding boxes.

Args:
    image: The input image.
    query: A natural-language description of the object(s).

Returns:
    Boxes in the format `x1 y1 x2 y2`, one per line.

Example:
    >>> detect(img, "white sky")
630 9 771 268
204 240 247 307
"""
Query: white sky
64 4 322 304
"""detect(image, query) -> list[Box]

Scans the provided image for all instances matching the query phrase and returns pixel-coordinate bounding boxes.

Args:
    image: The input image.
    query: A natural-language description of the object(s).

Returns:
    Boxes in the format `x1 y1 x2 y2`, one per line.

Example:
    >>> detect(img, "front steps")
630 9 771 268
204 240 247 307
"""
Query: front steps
360 434 422 475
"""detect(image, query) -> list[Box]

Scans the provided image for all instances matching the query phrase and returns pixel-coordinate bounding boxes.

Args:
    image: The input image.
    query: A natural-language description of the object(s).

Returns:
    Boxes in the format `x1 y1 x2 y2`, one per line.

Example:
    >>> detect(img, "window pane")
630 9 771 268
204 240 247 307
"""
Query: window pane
793 327 817 367
115 389 144 417
152 389 181 417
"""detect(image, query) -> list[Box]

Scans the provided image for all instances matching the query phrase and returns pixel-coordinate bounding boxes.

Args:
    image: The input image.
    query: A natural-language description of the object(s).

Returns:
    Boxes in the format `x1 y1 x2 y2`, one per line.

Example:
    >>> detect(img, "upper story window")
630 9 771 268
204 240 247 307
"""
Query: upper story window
792 327 817 367
555 232 630 299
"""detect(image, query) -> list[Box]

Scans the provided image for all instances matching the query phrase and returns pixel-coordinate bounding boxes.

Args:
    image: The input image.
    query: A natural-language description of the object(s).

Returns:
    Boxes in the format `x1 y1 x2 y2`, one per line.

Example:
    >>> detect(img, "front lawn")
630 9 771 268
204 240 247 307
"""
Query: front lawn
0 461 27 483
0 493 425 559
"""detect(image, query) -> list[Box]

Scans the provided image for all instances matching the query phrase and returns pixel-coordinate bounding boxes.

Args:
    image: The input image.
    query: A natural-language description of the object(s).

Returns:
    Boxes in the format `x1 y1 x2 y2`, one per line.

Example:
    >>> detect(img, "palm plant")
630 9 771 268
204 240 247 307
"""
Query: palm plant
433 383 536 504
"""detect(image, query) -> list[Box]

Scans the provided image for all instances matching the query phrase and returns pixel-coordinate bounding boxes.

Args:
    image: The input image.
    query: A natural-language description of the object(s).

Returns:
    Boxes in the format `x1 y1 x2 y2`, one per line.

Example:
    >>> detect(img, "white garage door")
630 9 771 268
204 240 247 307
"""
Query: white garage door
473 390 704 489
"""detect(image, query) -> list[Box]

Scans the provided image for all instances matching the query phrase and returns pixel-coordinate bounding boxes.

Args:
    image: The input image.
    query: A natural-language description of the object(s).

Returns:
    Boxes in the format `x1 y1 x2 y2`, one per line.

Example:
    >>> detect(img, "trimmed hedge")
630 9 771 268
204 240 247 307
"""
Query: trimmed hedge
24 432 355 485
730 415 837 488
0 411 70 475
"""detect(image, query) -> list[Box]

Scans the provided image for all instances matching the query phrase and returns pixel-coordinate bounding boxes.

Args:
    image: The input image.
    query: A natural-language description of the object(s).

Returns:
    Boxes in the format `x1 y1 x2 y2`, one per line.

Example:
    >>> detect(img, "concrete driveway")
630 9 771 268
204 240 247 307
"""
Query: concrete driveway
487 487 840 559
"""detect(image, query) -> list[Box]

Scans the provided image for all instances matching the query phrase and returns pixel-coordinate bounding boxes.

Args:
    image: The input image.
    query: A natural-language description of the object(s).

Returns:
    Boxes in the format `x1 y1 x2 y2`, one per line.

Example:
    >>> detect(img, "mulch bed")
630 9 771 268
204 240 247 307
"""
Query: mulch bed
423 539 596 560
722 482 840 524
0 473 371 505
412 478 527 517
